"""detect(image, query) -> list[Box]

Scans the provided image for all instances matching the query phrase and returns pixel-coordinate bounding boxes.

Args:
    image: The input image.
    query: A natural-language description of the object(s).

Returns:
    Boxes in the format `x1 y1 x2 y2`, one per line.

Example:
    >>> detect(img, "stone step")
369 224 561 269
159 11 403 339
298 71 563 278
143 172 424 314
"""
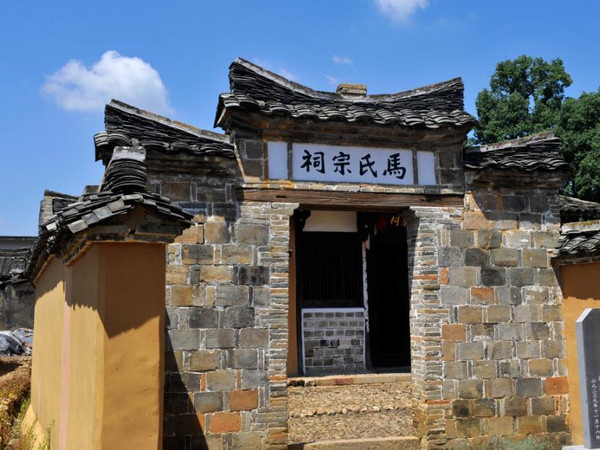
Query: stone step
288 372 411 387
289 436 420 449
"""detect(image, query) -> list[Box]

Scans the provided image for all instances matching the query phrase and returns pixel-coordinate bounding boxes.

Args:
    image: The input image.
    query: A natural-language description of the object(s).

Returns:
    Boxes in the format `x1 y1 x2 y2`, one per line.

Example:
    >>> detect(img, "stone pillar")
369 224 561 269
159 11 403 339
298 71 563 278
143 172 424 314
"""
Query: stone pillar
407 206 463 447
164 201 297 449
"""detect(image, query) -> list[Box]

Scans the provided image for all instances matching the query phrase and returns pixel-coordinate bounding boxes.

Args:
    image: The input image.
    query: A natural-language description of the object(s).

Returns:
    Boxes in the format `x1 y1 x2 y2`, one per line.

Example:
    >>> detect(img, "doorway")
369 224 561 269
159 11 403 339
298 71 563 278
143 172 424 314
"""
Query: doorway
365 214 411 369
290 210 411 374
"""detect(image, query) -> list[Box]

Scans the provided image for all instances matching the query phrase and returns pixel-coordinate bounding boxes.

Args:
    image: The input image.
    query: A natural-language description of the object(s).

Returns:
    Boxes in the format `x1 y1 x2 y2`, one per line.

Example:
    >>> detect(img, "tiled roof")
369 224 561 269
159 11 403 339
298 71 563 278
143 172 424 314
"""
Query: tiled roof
44 147 192 237
29 146 193 278
95 100 235 162
559 226 600 257
0 248 32 283
560 196 600 223
215 58 476 129
464 133 572 172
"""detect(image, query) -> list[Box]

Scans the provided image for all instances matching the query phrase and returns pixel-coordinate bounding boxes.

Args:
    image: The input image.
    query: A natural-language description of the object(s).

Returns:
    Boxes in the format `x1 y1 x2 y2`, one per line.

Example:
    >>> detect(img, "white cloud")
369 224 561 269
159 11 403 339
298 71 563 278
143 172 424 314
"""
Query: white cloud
374 0 429 22
332 55 353 65
42 50 172 114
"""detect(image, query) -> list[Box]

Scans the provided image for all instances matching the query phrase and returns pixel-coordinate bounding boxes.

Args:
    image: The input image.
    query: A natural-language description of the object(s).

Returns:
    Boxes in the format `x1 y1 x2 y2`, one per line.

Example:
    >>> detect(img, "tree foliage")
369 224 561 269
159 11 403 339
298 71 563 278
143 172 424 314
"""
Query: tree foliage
557 90 600 201
474 55 600 202
474 55 572 144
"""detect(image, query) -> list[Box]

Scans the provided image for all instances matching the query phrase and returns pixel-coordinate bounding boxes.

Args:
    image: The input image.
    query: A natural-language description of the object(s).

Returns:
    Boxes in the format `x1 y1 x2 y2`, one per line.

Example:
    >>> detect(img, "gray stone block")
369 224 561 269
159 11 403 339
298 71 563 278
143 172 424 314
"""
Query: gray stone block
441 286 469 305
496 287 522 305
205 329 236 349
189 307 219 329
234 266 270 285
228 349 259 369
251 286 270 306
508 268 535 287
523 249 548 268
490 249 520 267
477 230 502 249
235 223 269 245
223 306 255 328
241 370 269 388
451 230 475 248
464 248 489 267
240 328 269 348
169 329 199 351
439 247 463 267
216 285 250 306
515 378 542 397
194 392 224 413
206 370 237 391
487 341 513 360
449 267 478 287
481 268 506 286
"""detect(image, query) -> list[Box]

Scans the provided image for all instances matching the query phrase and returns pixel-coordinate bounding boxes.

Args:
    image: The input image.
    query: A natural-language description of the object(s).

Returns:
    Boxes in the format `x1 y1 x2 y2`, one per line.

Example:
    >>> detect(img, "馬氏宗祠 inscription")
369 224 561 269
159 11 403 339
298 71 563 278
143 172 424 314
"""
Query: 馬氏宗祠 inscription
300 150 406 179
292 144 418 185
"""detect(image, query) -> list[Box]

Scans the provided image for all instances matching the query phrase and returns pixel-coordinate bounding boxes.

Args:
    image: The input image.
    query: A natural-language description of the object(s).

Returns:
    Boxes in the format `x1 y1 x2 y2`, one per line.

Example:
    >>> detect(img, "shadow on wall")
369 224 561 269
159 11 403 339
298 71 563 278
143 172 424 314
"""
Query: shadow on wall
164 332 208 449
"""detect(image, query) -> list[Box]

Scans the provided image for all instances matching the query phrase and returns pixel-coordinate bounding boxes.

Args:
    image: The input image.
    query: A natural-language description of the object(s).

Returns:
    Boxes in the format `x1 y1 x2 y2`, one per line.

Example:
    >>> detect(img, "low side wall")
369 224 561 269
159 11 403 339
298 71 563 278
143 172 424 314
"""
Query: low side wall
0 280 35 330
28 257 66 449
560 261 600 446
26 242 166 449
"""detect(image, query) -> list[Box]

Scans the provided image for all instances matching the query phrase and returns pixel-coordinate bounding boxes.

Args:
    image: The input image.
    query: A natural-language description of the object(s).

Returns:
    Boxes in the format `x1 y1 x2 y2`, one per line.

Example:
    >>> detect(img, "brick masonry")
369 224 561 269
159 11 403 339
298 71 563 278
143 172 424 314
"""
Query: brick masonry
407 182 569 449
157 157 297 449
301 308 365 375
148 130 571 449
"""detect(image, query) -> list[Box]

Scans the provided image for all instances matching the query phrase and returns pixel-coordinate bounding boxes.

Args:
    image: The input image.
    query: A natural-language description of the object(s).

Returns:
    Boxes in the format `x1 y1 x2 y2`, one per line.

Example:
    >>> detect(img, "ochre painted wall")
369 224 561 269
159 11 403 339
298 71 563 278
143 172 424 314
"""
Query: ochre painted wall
26 242 166 449
561 261 600 446
97 243 166 449
28 257 66 449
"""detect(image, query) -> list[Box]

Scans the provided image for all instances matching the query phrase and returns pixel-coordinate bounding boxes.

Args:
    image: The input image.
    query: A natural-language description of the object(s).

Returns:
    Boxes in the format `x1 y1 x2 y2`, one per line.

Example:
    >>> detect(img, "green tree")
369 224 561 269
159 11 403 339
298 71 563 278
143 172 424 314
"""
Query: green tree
557 89 600 201
474 55 572 144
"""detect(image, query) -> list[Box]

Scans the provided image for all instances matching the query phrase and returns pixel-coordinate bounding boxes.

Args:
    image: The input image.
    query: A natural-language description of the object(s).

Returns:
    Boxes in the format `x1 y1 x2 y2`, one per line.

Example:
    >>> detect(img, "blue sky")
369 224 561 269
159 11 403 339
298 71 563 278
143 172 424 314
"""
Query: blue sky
1 0 599 236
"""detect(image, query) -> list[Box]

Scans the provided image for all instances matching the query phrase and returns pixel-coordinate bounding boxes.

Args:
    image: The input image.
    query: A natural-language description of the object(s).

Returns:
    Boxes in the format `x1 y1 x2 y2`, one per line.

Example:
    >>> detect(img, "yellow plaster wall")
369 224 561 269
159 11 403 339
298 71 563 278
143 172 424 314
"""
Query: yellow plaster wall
98 243 166 449
560 261 600 446
27 242 166 449
29 257 66 449
63 245 102 449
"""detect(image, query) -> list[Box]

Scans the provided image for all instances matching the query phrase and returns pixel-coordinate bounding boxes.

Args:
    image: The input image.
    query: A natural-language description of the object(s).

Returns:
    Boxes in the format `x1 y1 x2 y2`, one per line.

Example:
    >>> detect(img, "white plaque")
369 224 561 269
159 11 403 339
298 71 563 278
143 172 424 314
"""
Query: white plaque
266 142 437 186
292 143 414 185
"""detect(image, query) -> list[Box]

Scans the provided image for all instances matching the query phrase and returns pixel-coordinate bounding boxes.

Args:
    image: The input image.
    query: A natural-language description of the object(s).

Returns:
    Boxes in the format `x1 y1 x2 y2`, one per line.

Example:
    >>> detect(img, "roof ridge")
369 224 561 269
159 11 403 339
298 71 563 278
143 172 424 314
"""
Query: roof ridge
107 100 230 143
232 58 465 104
477 132 558 153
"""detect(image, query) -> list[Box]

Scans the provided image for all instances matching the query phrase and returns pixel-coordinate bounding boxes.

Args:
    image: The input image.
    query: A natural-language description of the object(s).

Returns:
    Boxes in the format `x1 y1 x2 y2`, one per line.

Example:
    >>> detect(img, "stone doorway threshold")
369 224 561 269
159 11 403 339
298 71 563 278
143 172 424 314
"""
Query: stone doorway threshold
287 372 411 387
287 372 417 446
289 436 420 449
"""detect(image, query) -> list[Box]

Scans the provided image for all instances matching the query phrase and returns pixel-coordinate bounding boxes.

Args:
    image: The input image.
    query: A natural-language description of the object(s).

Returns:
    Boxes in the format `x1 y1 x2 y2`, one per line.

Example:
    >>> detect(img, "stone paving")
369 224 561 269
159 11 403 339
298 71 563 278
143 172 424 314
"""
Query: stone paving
287 377 415 444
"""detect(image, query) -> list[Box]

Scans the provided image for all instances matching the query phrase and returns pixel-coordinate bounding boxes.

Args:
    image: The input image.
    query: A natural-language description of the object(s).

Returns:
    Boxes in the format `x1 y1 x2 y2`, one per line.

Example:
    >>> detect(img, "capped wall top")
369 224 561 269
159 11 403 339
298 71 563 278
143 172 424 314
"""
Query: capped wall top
215 58 476 129
464 133 572 173
95 100 235 164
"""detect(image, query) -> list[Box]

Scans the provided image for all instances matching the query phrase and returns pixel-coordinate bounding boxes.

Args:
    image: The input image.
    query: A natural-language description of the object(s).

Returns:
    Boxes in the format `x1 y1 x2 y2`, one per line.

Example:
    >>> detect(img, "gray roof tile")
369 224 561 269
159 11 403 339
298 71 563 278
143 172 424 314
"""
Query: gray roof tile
464 133 571 173
216 58 476 129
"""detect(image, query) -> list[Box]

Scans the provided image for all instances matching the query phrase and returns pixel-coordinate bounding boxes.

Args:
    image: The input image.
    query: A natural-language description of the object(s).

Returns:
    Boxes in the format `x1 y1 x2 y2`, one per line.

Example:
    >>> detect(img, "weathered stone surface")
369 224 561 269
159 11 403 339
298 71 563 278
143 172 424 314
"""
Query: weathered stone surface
205 329 235 349
189 308 219 329
223 306 255 328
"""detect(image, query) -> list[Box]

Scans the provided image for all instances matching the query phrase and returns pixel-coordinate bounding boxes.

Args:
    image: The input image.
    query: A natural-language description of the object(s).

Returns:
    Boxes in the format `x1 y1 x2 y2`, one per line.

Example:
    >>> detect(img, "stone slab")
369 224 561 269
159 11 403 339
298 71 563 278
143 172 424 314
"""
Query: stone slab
576 308 600 449
288 436 420 449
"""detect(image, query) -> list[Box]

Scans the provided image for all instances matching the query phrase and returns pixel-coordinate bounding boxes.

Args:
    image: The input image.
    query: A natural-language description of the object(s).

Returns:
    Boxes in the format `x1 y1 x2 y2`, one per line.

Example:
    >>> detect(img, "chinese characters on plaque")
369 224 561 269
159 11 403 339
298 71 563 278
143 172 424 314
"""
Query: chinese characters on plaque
267 142 436 186
293 144 416 185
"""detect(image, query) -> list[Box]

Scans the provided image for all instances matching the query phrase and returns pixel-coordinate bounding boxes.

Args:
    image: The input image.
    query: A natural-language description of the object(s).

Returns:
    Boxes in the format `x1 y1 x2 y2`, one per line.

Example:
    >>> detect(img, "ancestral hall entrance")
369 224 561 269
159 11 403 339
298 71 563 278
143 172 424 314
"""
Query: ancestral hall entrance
291 210 410 375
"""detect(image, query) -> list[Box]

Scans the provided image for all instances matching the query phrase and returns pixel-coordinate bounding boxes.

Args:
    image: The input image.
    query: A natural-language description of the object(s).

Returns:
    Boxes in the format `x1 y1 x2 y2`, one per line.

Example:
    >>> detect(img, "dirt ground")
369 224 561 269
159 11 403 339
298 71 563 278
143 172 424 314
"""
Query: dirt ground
287 380 415 444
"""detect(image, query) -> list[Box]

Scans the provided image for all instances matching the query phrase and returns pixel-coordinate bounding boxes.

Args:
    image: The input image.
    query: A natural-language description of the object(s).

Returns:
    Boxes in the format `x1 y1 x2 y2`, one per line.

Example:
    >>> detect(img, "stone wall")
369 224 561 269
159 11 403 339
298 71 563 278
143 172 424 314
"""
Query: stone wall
158 160 297 449
301 308 365 375
0 280 34 330
411 182 569 448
